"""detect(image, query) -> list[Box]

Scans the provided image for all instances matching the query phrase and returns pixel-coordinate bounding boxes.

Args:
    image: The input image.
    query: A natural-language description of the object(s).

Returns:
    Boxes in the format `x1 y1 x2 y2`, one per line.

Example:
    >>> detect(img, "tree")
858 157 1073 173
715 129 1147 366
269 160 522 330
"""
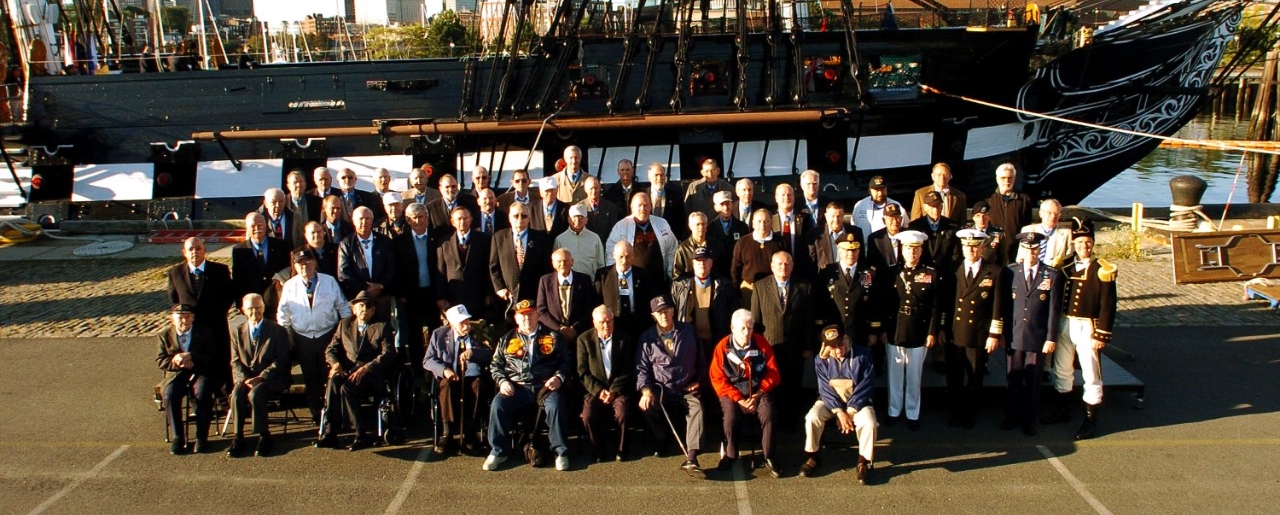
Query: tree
425 10 478 57
161 6 190 36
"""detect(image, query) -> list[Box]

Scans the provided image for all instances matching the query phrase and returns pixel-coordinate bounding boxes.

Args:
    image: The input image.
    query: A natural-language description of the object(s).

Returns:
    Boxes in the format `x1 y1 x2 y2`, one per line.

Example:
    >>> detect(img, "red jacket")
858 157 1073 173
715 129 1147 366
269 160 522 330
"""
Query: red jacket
709 333 781 401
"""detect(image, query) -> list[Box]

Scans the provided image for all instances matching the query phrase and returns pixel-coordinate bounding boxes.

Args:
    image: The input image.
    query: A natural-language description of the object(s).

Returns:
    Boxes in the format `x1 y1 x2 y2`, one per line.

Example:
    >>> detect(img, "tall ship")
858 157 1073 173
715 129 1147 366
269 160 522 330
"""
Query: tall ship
0 0 1257 223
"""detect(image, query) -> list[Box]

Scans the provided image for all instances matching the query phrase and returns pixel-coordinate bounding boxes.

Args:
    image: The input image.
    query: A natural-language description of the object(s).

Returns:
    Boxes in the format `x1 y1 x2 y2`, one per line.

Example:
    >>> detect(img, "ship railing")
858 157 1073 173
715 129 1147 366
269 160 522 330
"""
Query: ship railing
0 82 23 126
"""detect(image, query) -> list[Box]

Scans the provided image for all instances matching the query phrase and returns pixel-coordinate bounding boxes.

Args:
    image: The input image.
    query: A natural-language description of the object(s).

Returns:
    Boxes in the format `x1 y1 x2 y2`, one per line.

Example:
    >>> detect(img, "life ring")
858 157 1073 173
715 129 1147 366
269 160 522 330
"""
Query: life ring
0 218 42 244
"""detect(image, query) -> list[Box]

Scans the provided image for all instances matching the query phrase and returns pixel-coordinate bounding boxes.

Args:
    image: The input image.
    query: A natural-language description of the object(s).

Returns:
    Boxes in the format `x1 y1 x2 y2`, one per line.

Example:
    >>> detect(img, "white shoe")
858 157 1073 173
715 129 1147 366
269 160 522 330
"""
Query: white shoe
482 454 506 471
555 454 570 471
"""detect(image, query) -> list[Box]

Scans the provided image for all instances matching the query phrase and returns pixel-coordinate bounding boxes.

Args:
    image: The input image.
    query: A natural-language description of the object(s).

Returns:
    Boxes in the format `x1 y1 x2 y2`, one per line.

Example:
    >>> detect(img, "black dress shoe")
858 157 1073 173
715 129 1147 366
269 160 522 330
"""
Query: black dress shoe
907 419 921 432
192 439 209 454
680 460 706 479
348 435 374 451
255 436 274 457
314 433 340 449
798 456 819 478
170 441 188 456
226 437 246 458
764 459 781 478
1000 418 1019 431
855 458 872 485
883 415 900 427
717 456 737 471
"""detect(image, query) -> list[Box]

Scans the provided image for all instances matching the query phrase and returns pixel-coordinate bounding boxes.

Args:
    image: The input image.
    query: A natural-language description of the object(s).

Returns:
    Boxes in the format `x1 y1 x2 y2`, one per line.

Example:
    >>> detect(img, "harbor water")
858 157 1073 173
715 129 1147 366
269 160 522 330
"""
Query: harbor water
1080 115 1252 208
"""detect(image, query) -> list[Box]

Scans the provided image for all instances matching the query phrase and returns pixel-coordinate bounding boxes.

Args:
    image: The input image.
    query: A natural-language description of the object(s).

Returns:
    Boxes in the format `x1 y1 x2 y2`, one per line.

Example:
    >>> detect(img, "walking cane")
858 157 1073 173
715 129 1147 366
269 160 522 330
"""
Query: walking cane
457 338 468 450
658 388 690 458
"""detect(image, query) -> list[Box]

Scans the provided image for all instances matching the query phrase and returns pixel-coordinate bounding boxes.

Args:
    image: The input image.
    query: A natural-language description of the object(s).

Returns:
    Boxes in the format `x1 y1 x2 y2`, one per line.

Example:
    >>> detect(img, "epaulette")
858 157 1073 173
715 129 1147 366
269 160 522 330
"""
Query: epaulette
1097 258 1118 282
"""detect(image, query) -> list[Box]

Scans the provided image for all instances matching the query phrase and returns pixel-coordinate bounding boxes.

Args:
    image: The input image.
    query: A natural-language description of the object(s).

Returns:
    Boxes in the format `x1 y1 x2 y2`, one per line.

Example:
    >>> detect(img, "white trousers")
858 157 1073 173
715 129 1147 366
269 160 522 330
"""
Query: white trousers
886 343 927 420
803 401 876 461
1053 317 1104 405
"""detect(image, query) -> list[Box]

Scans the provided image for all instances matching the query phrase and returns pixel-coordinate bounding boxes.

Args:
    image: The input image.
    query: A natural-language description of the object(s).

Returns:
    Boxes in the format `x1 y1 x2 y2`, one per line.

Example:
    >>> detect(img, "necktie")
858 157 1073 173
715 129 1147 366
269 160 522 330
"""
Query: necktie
191 268 204 296
272 219 282 239
968 266 976 280
560 281 571 319
458 236 469 261
619 274 632 314
305 278 315 305
654 190 665 215
544 206 554 230
254 244 264 264
250 325 260 355
782 216 792 249
779 284 788 308
482 216 491 233
516 236 526 267
890 240 900 266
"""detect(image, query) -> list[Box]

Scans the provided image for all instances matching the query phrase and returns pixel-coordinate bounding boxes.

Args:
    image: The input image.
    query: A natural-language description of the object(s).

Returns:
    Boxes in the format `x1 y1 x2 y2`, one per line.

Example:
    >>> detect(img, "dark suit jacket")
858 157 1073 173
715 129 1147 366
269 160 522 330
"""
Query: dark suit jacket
321 219 354 245
326 317 396 379
669 275 737 344
231 237 291 309
489 228 553 303
985 190 1034 260
907 216 960 272
155 326 216 389
807 223 865 273
166 261 234 336
647 183 687 238
289 193 321 224
530 199 571 236
943 260 1006 348
496 190 540 216
230 319 291 388
338 188 387 223
798 195 831 230
471 210 509 235
814 261 884 345
602 181 645 208
709 216 749 246
257 206 305 249
771 209 815 257
594 265 658 336
576 328 636 397
435 230 493 316
910 185 968 222
1001 263 1063 351
683 178 733 218
536 271 599 336
392 229 441 298
580 198 621 240
307 242 339 278
865 228 901 271
750 277 816 353
427 196 480 233
308 186 341 217
337 232 398 300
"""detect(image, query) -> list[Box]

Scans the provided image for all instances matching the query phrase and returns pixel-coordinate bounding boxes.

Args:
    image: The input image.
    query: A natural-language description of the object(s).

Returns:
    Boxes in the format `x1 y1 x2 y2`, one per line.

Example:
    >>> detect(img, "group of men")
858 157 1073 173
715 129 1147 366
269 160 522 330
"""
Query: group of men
155 151 1116 485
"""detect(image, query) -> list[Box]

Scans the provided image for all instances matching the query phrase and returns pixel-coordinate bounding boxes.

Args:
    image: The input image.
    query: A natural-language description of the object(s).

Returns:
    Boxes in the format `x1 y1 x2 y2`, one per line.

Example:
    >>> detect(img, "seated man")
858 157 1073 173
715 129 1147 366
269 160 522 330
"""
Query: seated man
156 303 216 455
799 325 878 484
637 295 707 479
228 293 291 458
709 309 781 477
315 292 397 451
577 306 636 463
424 305 495 456
484 300 573 472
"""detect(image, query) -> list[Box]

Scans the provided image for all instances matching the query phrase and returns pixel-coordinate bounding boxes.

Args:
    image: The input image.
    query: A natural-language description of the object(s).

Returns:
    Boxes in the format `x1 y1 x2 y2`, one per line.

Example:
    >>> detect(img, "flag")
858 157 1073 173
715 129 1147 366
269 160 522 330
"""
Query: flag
882 2 898 30
62 31 74 67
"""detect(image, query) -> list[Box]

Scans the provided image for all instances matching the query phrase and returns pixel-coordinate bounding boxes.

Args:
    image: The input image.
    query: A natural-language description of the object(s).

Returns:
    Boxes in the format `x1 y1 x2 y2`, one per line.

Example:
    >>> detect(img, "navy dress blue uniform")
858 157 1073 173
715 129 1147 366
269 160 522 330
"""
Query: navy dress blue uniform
941 230 1006 428
1000 248 1062 434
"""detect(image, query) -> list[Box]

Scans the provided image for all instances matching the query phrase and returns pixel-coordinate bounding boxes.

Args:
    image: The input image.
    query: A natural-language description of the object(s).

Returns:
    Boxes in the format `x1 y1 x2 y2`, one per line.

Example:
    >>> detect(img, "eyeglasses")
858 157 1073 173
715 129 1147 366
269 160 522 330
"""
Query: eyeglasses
513 214 530 219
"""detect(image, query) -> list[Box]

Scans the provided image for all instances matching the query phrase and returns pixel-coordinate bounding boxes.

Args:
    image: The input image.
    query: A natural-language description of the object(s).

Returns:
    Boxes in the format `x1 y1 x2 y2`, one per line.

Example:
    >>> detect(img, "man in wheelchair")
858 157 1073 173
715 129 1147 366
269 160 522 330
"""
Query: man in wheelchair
314 291 397 451
424 305 495 456
483 300 573 472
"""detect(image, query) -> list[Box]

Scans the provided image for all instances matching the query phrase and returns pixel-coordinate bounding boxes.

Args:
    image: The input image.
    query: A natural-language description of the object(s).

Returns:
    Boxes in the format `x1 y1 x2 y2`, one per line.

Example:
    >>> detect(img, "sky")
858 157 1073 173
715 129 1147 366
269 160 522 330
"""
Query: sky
251 1 444 24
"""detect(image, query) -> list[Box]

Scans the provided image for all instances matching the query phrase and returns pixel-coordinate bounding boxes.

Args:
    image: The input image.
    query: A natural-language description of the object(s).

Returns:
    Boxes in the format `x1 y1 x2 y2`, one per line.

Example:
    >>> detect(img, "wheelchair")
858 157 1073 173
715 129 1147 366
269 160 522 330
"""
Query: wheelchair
317 366 410 446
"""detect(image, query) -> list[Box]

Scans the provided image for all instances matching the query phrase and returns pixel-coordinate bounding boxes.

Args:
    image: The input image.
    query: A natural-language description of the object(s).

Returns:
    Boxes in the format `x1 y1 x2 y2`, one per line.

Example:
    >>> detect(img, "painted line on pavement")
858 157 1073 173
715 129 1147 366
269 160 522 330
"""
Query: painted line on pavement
1037 445 1114 515
384 447 433 515
27 444 129 515
731 461 753 515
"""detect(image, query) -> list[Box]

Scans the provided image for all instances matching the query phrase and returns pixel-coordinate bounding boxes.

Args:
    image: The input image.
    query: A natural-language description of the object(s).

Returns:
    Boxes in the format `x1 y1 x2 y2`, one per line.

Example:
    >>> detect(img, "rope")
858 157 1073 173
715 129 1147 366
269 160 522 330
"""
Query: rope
918 84 1280 156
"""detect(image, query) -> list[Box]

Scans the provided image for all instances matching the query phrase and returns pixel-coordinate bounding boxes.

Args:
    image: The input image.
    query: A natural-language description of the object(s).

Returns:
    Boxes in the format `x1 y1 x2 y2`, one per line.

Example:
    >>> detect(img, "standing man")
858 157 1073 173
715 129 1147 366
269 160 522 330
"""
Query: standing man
865 203 906 271
967 200 1009 266
851 176 903 245
985 162 1034 263
484 300 574 471
285 170 320 224
605 192 680 282
1001 232 1062 436
772 183 811 257
536 249 598 341
227 293 291 458
731 209 786 308
603 158 642 207
942 229 1005 429
636 295 708 478
750 251 815 423
884 230 937 431
315 292 396 451
393 202 439 368
733 178 761 222
336 167 385 223
596 241 658 337
467 165 491 197
376 192 408 239
798 170 829 229
259 188 304 248
371 167 395 197
669 246 737 359
672 212 726 280
337 206 397 316
710 190 749 254
156 304 216 455
309 166 341 206
402 165 443 208
428 174 479 233
472 188 506 235
815 233 882 348
799 325 877 483
580 176 620 241
683 158 733 218
709 309 782 477
436 205 495 320
1043 218 1117 440
167 237 234 391
496 169 540 215
646 163 686 237
303 221 339 277
320 195 352 244
532 177 571 237
910 162 967 222
554 205 606 276
232 212 290 320
1018 199 1073 268
277 248 350 426
554 145 590 204
424 305 495 456
491 202 554 305
578 306 636 462
907 191 959 273
809 202 864 273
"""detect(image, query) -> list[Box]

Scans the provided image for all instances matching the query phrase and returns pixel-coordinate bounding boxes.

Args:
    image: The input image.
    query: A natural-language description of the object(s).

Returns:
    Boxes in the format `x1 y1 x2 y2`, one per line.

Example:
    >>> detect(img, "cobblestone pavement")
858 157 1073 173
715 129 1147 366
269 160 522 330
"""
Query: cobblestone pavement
0 249 1273 339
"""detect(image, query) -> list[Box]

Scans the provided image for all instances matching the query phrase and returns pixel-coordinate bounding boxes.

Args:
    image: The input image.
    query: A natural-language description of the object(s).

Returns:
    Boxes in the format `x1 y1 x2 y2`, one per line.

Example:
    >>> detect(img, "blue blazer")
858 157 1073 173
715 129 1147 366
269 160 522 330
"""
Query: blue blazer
424 325 495 378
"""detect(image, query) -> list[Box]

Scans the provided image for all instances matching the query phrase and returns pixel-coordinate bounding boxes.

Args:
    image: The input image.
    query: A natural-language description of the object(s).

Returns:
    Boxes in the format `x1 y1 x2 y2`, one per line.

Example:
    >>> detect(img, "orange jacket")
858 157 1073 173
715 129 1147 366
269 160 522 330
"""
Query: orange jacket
709 333 781 401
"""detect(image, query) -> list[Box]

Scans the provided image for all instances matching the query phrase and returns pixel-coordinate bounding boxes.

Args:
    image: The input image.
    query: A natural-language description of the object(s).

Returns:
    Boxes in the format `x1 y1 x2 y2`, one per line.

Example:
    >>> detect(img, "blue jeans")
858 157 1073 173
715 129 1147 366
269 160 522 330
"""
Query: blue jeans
488 383 567 457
